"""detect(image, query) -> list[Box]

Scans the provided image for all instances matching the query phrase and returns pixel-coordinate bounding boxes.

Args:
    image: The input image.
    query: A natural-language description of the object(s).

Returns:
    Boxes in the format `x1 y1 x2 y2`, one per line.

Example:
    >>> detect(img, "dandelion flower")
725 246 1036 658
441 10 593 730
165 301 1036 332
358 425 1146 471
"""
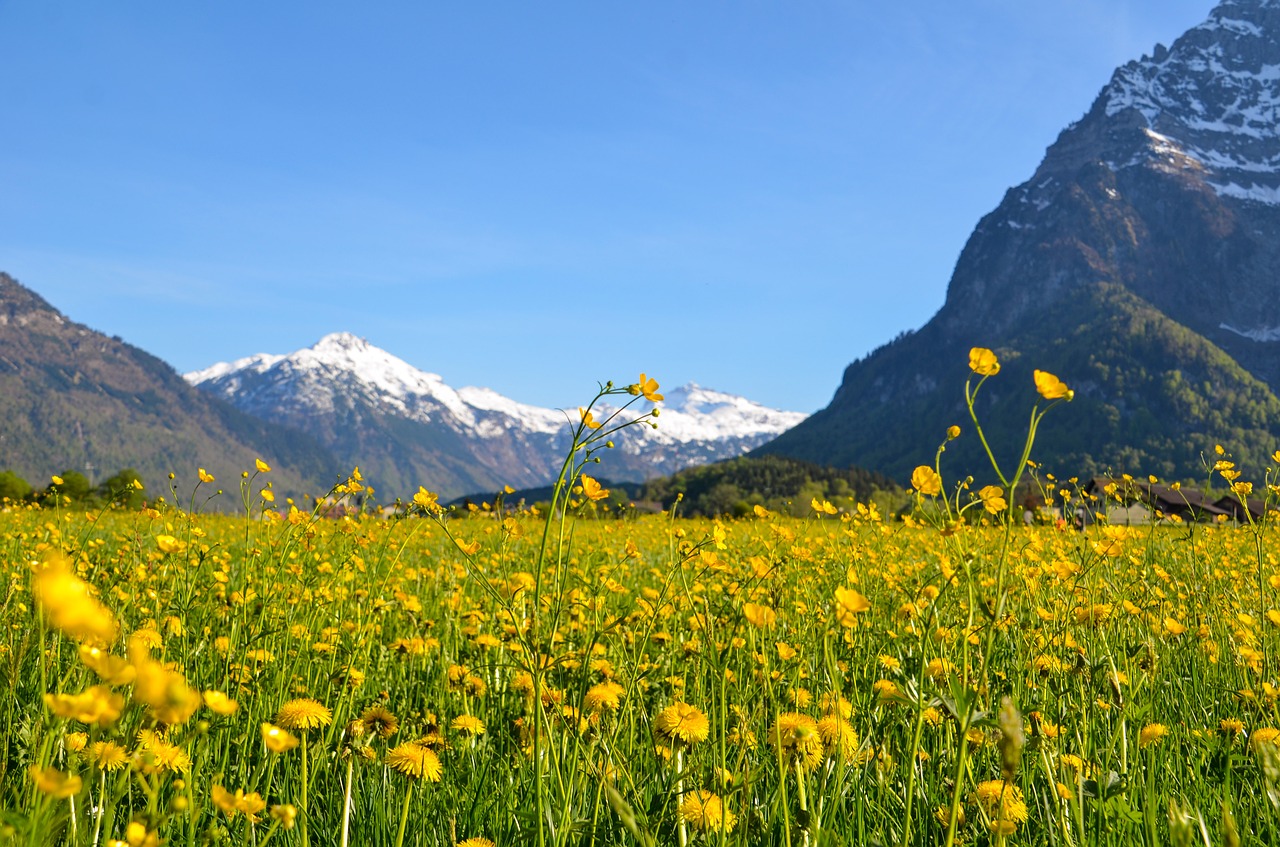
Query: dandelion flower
275 698 332 730
817 714 864 762
771 713 825 771
1251 727 1280 753
452 714 486 736
457 839 497 847
971 780 1028 830
1138 723 1169 748
653 703 710 746
679 790 736 833
359 705 400 738
87 741 129 771
584 681 625 713
385 742 443 781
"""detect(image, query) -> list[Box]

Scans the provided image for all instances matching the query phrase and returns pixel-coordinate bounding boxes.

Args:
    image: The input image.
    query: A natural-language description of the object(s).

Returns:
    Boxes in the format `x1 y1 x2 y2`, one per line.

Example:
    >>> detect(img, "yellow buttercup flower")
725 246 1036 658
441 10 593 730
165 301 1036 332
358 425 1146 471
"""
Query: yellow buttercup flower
631 373 664 403
580 407 602 430
32 554 119 646
255 458 271 473
580 475 610 502
969 347 1001 376
198 468 215 484
261 723 300 753
29 765 81 798
911 466 942 497
204 690 239 715
1033 369 1073 400
742 602 777 629
978 485 1007 514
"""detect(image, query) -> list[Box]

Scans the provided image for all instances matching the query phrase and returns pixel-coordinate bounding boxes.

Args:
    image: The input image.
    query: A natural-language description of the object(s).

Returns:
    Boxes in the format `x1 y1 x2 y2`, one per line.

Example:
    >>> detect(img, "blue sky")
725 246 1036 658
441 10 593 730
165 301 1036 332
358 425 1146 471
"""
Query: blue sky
1 1 1212 412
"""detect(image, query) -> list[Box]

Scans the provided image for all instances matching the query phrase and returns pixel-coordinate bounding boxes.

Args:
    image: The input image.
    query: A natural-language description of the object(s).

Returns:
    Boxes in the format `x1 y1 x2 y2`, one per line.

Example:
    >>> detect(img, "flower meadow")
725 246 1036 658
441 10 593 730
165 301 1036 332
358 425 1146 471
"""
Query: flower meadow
5 359 1280 846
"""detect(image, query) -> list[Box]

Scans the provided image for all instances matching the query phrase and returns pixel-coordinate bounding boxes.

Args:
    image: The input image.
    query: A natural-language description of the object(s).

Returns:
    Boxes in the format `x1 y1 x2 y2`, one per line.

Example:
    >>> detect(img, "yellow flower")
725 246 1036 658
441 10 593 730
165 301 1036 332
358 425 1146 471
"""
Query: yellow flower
969 347 1001 376
971 780 1028 830
51 475 64 486
204 690 239 715
86 741 129 771
584 681 626 713
911 465 942 497
32 554 119 646
978 485 1007 514
580 475 609 502
452 715 486 736
1138 723 1169 748
359 705 400 738
255 458 271 473
1251 727 1280 753
653 703 710 746
771 712 824 771
198 468 215 484
131 652 201 726
135 732 191 774
78 646 136 685
275 698 332 730
835 586 871 627
631 373 664 403
29 765 81 798
211 785 267 821
271 804 298 828
811 497 837 515
260 488 275 503
125 822 160 847
742 602 777 629
579 407 602 430
1033 369 1073 400
44 686 124 727
457 839 497 847
261 723 300 753
817 714 864 763
385 742 443 781
414 486 443 515
679 790 736 833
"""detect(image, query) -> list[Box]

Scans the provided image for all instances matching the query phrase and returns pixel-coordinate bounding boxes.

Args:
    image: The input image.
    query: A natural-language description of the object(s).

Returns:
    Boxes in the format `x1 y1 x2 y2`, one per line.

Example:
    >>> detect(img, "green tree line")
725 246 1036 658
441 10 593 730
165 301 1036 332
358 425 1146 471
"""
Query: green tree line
0 468 147 509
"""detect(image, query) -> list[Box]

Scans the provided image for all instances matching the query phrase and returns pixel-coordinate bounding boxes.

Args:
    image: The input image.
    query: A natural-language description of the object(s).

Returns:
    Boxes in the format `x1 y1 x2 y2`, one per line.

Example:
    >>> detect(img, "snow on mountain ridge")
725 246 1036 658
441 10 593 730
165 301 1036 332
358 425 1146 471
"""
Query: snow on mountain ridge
185 335 805 446
1099 0 1280 202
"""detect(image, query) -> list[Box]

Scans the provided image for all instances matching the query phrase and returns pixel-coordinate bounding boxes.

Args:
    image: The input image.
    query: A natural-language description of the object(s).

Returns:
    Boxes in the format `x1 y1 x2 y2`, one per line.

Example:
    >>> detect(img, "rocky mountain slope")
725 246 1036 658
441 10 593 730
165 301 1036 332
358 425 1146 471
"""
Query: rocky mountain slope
187 333 807 500
760 0 1280 481
0 273 339 499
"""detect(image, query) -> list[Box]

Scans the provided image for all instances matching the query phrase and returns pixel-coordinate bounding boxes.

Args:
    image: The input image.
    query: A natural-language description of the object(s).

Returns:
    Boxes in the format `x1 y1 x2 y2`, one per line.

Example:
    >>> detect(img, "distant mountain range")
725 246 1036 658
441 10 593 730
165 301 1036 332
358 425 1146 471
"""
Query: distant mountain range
186 333 807 500
760 0 1280 482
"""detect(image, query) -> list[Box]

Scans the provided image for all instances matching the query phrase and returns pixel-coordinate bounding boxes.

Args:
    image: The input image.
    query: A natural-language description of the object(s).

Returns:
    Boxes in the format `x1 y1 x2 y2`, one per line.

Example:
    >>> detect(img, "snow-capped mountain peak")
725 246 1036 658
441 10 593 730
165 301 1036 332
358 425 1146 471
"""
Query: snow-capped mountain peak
184 336 807 498
1099 0 1280 203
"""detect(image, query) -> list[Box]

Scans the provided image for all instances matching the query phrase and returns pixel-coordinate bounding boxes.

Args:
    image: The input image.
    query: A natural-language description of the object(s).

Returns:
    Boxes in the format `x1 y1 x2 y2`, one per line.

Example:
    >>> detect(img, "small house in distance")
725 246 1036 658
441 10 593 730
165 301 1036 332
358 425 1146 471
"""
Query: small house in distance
1082 477 1234 525
1212 494 1278 524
